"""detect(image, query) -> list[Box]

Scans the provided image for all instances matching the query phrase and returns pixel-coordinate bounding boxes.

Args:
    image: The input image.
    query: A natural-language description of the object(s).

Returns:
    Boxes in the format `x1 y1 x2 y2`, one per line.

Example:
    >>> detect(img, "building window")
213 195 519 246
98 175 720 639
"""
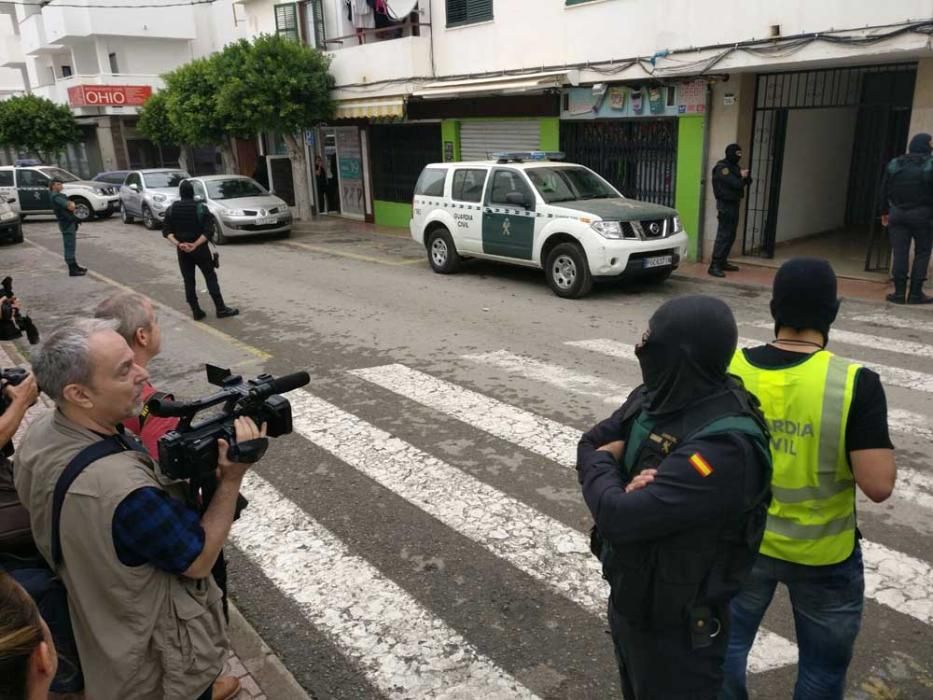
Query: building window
274 3 301 42
60 65 72 78
446 0 493 27
109 52 119 74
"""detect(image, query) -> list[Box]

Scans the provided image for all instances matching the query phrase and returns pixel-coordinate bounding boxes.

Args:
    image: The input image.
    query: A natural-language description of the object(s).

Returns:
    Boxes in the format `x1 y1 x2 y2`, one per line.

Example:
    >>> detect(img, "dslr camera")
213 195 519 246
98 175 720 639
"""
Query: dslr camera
147 364 310 480
1 367 32 458
0 277 40 345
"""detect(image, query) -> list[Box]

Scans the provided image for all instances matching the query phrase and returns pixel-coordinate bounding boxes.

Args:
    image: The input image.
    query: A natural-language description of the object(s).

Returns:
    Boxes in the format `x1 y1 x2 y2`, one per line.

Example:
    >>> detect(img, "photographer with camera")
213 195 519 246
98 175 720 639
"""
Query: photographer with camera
0 277 40 345
0 368 39 554
14 318 264 700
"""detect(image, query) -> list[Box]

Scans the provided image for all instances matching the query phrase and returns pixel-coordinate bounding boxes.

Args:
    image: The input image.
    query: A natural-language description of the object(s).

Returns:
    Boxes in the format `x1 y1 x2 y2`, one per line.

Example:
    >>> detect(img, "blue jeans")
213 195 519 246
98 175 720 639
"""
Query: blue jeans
721 545 864 700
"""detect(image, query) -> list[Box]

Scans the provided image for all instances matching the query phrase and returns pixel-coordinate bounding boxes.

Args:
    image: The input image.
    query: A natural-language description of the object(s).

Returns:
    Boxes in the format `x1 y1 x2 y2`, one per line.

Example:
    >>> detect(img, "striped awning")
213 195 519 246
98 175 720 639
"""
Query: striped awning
334 97 405 120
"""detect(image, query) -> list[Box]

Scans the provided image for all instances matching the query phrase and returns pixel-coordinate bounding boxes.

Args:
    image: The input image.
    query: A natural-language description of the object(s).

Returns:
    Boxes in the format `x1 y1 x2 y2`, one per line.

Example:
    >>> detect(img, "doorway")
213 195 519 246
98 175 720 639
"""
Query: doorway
318 126 366 220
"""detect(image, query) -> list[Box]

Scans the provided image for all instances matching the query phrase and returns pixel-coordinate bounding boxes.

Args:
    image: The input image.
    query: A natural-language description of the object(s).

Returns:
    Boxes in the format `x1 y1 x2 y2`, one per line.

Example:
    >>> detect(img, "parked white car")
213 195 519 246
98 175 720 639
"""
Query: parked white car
183 175 292 244
120 169 190 230
0 165 120 222
410 152 689 298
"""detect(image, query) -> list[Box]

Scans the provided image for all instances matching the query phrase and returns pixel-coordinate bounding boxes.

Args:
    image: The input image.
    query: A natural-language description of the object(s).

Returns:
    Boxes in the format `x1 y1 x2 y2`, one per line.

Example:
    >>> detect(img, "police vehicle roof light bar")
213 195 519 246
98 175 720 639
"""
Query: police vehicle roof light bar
493 151 566 164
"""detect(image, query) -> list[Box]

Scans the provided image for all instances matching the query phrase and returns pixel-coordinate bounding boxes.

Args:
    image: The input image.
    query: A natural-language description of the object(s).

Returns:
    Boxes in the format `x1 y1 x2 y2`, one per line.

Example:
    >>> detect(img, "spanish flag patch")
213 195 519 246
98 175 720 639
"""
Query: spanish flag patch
689 452 714 478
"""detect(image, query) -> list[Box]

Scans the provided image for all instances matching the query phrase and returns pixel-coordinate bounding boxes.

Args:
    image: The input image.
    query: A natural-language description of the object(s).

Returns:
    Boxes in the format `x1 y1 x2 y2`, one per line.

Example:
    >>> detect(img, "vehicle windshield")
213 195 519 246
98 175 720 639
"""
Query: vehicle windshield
206 178 267 200
38 167 79 183
526 166 620 203
144 171 188 188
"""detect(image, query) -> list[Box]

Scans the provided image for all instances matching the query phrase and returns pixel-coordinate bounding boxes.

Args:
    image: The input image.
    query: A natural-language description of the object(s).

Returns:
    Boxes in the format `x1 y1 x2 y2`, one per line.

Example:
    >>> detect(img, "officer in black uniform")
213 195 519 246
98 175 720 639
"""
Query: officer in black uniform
577 295 772 700
710 144 752 278
881 132 933 305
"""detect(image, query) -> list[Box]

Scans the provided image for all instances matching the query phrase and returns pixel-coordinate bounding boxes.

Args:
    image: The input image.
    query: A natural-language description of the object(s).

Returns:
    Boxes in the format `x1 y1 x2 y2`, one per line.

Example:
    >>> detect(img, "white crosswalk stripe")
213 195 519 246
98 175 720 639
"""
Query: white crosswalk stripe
348 366 798 672
748 320 933 360
849 313 933 335
233 473 540 699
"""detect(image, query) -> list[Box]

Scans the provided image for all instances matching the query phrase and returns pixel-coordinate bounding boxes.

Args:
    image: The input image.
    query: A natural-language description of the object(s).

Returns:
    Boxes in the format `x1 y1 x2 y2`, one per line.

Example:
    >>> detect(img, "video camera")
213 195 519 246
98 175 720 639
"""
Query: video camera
147 364 310 481
0 277 40 345
1 367 32 458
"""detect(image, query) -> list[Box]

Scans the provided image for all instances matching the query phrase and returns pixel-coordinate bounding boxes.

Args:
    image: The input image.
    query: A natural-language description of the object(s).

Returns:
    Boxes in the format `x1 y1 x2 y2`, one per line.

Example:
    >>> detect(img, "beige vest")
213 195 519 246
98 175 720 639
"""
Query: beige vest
14 410 228 699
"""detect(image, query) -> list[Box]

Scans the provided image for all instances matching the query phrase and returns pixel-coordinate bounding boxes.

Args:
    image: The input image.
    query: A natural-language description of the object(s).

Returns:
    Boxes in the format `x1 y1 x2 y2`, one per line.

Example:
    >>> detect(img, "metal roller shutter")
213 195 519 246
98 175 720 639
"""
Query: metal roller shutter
460 120 541 161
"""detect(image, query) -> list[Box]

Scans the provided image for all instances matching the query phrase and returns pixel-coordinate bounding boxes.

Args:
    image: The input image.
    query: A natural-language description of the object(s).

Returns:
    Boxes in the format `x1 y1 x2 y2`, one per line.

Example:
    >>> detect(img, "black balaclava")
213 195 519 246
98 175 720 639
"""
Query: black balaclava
908 133 932 155
635 295 738 416
725 143 742 165
179 180 195 200
770 257 840 346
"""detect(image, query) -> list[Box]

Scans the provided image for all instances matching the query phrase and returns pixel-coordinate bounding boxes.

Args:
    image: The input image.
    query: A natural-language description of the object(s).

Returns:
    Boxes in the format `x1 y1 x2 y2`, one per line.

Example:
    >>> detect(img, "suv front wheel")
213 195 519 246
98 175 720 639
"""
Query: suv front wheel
70 197 93 222
426 227 461 274
545 242 593 299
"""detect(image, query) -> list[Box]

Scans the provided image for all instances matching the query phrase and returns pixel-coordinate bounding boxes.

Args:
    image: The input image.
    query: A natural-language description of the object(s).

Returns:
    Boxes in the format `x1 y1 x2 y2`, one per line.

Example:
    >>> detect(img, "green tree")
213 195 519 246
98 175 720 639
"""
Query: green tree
0 94 80 163
137 90 192 173
162 57 241 173
215 35 335 220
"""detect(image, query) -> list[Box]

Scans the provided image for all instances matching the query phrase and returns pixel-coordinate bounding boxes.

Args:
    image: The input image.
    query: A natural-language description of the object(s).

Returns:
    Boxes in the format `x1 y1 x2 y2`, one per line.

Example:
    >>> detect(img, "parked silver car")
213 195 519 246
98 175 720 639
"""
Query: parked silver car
183 175 292 244
120 169 190 230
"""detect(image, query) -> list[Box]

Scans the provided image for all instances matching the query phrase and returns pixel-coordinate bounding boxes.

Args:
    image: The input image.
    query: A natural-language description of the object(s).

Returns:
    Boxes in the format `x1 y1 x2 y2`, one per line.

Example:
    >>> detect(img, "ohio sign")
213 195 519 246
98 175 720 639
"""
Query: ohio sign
67 85 153 108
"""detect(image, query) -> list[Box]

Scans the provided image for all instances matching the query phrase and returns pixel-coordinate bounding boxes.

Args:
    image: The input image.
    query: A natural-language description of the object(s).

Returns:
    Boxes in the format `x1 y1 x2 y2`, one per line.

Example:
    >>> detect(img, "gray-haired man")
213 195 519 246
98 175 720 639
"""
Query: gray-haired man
15 318 260 700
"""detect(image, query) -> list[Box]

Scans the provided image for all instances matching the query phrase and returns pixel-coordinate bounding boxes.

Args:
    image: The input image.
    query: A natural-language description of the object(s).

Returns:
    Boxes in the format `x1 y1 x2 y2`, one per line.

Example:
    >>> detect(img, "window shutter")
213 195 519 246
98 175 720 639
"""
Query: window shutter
274 3 300 42
446 0 492 26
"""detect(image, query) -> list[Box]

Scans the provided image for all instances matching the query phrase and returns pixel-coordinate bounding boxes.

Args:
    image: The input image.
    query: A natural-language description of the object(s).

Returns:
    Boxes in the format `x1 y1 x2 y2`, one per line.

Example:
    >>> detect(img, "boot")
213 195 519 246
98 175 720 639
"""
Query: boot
886 277 907 304
722 261 740 272
67 262 87 277
707 265 725 278
216 305 239 319
907 278 933 305
190 303 207 321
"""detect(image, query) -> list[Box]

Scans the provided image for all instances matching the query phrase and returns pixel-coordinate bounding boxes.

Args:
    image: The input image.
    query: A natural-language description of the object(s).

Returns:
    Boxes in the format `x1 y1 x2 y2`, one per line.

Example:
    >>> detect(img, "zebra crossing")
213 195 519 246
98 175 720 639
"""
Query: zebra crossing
225 308 933 697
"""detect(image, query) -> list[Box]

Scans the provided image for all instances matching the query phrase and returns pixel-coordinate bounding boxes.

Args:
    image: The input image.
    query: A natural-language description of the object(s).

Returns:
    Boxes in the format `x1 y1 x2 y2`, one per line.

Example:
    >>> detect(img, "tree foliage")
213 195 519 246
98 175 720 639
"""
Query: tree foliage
137 90 179 145
0 95 80 162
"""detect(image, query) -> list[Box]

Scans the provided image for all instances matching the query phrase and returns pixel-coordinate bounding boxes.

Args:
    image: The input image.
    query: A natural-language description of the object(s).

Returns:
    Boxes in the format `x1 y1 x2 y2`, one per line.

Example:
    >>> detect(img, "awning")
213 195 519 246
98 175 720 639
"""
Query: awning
333 97 405 120
412 70 580 100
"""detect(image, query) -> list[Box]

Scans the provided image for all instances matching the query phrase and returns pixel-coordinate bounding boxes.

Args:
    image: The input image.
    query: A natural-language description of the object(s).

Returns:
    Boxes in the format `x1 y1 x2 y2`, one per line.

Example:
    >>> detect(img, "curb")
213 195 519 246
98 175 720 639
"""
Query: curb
227 602 312 700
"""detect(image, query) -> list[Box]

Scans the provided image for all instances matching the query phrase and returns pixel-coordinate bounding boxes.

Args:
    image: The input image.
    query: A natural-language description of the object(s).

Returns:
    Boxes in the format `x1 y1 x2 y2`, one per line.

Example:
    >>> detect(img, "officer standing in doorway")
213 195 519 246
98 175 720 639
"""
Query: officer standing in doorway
723 258 896 700
881 132 933 304
710 144 752 278
49 179 87 277
578 295 772 700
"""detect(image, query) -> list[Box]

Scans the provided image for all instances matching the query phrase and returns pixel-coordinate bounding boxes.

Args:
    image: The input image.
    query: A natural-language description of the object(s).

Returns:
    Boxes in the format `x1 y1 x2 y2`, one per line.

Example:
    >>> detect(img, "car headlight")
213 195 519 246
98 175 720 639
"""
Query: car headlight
93 187 105 195
225 209 245 217
591 221 625 239
152 194 166 203
672 216 683 233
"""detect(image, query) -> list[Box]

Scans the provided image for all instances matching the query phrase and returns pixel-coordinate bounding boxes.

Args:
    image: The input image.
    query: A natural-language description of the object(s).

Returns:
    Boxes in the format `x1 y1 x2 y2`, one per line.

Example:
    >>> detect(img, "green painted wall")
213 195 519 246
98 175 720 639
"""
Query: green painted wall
539 117 559 151
675 116 705 261
374 200 413 228
441 119 461 161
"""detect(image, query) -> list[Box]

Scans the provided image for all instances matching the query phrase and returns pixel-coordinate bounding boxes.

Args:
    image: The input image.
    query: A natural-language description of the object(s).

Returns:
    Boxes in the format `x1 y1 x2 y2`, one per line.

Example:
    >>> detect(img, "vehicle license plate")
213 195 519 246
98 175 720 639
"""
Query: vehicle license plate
644 255 673 269
257 216 277 225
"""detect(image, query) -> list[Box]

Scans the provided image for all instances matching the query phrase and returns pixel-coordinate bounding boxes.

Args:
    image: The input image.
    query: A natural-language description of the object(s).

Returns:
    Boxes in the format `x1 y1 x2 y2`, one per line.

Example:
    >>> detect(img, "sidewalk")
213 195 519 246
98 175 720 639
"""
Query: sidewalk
1 341 308 700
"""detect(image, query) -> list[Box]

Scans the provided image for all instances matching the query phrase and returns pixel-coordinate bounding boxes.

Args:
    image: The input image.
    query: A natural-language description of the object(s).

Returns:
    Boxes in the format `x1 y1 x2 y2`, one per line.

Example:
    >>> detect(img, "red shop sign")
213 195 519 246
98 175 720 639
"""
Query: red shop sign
67 85 153 107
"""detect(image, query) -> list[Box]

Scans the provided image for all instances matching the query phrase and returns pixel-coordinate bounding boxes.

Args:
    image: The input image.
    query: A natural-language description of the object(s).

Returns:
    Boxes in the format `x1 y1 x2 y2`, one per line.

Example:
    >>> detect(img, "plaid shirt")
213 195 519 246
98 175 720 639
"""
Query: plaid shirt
112 487 204 574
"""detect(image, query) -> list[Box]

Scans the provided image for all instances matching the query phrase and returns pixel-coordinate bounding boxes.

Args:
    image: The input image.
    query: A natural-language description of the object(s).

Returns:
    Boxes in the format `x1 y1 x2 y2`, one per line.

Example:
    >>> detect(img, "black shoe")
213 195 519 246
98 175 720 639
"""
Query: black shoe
216 306 239 319
708 266 726 278
887 292 907 304
907 292 933 305
68 263 87 277
722 262 740 272
191 305 207 321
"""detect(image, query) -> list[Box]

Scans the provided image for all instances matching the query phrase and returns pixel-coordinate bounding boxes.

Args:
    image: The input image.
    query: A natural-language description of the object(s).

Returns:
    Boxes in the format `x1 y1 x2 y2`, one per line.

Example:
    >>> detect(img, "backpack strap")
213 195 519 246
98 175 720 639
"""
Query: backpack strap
50 434 145 566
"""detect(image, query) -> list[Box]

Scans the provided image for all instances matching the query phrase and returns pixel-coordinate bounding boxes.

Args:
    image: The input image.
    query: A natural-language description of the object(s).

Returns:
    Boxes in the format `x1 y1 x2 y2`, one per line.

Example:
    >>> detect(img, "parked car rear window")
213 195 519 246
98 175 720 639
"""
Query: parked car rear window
451 169 487 203
206 178 266 200
414 168 447 197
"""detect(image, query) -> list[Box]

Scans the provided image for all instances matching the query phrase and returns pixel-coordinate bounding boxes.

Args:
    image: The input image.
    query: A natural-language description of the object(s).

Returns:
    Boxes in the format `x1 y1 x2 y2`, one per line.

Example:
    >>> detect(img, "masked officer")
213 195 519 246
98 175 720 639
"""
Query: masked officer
49 179 87 277
723 258 896 700
880 132 933 304
709 144 752 278
577 295 772 700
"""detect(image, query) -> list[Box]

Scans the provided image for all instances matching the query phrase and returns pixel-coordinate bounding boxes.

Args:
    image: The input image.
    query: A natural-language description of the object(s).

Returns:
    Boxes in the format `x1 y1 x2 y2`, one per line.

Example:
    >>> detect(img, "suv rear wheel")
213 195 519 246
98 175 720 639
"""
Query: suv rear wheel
545 242 593 299
426 227 461 273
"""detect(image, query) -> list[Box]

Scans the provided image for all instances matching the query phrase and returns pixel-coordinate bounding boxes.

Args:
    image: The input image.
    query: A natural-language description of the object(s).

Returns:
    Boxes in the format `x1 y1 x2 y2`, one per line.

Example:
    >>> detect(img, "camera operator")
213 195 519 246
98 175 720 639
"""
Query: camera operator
14 318 264 700
0 370 39 554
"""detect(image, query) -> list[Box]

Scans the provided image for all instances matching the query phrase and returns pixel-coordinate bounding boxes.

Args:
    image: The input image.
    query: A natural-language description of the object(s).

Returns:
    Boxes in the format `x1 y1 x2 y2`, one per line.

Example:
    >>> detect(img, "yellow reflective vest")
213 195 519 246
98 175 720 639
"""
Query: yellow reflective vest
729 349 859 565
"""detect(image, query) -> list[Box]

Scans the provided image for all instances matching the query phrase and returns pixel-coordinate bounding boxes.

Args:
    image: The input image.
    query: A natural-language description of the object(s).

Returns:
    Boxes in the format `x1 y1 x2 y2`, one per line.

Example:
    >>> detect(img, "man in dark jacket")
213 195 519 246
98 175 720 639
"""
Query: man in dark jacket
710 144 752 278
578 295 772 699
162 181 238 320
881 132 933 304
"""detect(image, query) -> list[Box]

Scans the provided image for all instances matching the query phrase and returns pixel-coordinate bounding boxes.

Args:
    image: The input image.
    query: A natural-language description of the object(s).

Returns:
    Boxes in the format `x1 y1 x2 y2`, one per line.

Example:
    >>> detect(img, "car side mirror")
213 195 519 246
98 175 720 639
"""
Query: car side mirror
128 183 139 192
505 192 530 208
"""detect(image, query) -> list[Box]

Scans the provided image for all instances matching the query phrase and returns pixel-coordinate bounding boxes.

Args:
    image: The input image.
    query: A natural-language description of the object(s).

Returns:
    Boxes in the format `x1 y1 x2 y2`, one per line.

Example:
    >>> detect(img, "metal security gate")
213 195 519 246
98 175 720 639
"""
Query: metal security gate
460 121 541 161
743 64 916 262
561 119 677 207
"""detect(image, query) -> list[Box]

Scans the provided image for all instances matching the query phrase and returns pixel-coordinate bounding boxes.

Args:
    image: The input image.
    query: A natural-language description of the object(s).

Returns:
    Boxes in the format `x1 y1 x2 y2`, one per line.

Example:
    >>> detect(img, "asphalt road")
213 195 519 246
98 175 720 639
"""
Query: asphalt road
4 214 933 699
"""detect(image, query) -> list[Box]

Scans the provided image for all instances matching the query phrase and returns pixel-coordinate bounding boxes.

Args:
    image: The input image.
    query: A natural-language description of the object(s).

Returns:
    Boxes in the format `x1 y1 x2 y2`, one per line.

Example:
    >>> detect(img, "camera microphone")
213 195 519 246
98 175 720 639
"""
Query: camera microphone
253 371 311 397
146 395 190 417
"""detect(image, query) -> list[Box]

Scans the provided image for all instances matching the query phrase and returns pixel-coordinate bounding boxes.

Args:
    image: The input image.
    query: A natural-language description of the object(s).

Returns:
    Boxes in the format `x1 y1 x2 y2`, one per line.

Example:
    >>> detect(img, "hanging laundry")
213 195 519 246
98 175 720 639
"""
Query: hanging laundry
352 0 375 31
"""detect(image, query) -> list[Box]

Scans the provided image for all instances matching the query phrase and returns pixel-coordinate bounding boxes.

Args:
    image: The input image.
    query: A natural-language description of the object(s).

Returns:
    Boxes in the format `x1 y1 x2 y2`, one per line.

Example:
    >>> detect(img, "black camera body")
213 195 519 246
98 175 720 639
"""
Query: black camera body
148 364 310 481
1 367 32 458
